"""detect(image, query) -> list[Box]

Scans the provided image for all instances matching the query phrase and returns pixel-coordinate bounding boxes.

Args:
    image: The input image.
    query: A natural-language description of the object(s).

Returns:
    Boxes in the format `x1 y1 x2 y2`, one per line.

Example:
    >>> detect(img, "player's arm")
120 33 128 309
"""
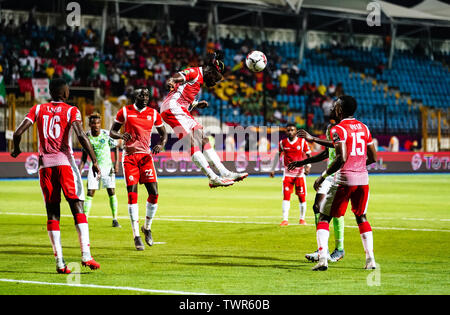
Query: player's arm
78 149 88 174
109 121 132 142
152 125 168 155
366 143 377 165
269 150 281 178
10 118 33 158
73 121 100 178
303 152 312 175
297 129 334 148
313 142 346 191
287 149 328 171
165 73 185 91
113 145 119 174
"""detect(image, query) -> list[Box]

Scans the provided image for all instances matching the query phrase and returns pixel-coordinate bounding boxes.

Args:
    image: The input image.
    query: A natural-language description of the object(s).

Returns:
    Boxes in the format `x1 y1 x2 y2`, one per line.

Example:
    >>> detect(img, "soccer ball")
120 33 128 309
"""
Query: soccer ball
245 51 267 72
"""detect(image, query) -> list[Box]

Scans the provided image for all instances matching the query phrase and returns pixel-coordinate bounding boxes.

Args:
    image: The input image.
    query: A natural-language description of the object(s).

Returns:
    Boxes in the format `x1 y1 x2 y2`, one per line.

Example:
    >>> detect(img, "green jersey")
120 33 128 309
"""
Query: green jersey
326 125 336 167
86 129 117 169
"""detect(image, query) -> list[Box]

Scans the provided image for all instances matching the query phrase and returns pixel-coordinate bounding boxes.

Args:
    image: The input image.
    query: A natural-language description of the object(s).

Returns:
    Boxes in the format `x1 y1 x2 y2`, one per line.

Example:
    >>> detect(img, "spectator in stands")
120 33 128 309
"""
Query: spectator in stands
389 136 399 152
317 81 326 96
321 96 333 122
327 80 336 96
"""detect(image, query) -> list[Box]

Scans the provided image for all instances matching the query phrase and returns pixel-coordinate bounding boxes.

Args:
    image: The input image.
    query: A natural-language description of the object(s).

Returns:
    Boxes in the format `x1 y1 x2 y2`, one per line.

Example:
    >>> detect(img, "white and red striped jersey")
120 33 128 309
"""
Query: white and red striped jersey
279 136 311 177
160 67 204 113
25 101 81 168
114 104 163 156
331 118 373 186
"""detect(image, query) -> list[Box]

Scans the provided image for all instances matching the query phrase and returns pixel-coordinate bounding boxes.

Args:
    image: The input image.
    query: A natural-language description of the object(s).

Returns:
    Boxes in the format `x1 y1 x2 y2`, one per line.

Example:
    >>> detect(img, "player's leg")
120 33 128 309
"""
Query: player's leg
281 177 294 226
123 155 144 250
305 193 327 262
107 188 120 227
296 176 307 225
330 215 345 262
202 137 248 182
84 189 95 217
312 184 349 270
84 166 98 217
141 182 158 247
190 130 233 188
60 162 100 270
40 167 69 274
351 185 375 269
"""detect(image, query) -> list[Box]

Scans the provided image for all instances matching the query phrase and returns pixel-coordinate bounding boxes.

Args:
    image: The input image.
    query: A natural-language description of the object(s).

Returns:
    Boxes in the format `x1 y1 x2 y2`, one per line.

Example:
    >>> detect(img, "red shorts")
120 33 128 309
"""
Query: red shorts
161 107 203 140
282 175 307 202
39 165 84 203
123 153 157 186
327 185 370 218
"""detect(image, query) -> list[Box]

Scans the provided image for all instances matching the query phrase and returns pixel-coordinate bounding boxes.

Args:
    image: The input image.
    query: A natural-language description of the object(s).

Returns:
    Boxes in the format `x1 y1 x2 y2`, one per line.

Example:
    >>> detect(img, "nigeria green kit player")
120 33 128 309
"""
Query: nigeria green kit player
79 113 121 227
288 125 345 262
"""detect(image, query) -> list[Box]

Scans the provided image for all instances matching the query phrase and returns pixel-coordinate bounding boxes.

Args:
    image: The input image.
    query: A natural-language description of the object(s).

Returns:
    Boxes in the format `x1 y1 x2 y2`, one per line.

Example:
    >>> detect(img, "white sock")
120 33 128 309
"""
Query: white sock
48 230 63 262
192 151 218 180
145 202 158 230
282 200 290 221
317 223 330 259
360 231 375 260
75 223 92 261
128 203 140 238
204 148 231 176
299 202 307 220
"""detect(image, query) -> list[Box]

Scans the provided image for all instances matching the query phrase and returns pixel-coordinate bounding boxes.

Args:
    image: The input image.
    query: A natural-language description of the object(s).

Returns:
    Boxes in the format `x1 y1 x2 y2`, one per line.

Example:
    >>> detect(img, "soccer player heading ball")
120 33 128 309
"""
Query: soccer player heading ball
160 50 248 188
11 78 100 274
110 87 168 251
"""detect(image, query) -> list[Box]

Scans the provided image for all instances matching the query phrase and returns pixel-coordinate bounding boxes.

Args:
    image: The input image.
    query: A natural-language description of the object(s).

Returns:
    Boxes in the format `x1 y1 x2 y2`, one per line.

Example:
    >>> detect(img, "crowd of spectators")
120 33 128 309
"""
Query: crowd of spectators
0 10 344 128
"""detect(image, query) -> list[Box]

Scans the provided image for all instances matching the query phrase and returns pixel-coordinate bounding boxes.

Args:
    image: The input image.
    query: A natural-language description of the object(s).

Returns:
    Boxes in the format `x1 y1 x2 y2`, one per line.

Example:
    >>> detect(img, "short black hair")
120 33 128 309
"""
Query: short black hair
89 112 101 123
286 123 297 129
339 95 357 116
49 78 68 97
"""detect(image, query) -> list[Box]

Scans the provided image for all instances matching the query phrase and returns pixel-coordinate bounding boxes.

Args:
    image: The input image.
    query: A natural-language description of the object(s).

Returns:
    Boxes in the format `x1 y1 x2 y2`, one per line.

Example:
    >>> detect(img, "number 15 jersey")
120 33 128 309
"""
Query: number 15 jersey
25 101 82 169
331 118 373 186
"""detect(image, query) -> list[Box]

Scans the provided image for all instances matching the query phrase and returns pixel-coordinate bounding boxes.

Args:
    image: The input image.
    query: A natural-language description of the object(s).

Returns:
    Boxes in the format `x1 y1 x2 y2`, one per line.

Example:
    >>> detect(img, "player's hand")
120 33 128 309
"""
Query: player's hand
10 148 22 158
92 162 101 180
313 175 325 191
152 144 163 155
197 100 208 109
304 164 311 175
114 164 120 174
297 129 313 142
121 132 132 142
269 171 275 178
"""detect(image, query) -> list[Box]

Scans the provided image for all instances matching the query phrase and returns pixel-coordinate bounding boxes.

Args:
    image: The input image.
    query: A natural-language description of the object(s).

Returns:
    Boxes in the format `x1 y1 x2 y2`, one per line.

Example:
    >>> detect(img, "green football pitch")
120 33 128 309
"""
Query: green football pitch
0 175 449 295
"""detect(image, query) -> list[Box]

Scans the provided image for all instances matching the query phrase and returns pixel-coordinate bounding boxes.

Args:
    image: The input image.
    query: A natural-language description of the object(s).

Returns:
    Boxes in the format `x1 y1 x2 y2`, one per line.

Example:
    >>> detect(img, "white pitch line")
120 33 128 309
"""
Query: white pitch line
0 278 212 295
0 212 449 233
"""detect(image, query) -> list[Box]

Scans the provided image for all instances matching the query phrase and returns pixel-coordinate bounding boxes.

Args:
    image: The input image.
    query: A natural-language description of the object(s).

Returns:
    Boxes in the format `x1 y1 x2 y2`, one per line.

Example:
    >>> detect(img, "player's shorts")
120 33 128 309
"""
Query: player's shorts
161 107 203 140
282 175 307 202
87 166 115 190
123 153 157 186
317 175 334 195
39 160 84 203
321 184 370 218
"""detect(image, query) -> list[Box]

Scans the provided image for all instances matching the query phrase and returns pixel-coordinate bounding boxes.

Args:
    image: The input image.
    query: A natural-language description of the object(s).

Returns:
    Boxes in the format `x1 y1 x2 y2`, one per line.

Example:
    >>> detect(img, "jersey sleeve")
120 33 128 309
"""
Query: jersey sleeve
365 124 373 145
69 107 82 124
330 125 347 144
25 104 39 123
154 110 163 128
179 67 199 82
114 107 125 124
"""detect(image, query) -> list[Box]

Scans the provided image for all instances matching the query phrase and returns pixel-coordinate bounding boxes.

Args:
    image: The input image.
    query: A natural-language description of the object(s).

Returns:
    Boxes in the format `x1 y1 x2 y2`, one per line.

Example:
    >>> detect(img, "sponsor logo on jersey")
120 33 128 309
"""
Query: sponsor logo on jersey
333 131 341 142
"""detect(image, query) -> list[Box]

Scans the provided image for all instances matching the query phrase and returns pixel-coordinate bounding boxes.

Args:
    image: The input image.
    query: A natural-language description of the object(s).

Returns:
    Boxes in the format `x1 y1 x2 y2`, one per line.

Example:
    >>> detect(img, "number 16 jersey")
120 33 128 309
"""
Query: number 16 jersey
25 101 82 169
330 118 373 186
